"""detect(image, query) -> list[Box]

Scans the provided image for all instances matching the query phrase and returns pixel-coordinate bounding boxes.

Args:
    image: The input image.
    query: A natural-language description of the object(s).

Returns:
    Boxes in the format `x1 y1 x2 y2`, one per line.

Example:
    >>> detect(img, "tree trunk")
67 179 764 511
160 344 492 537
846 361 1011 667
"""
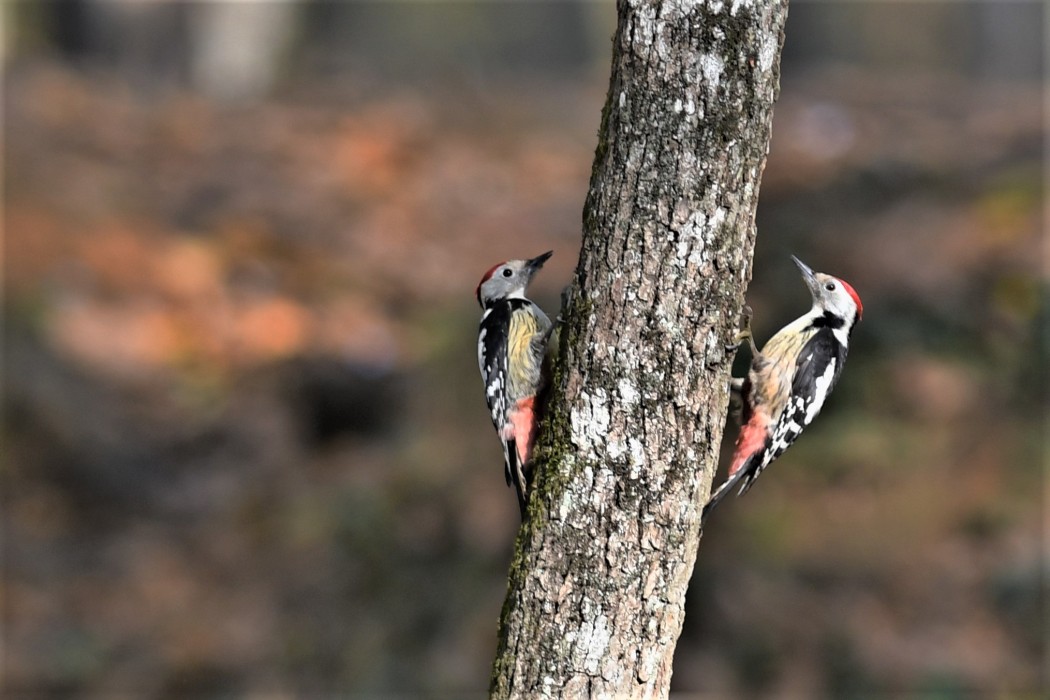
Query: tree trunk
490 1 788 698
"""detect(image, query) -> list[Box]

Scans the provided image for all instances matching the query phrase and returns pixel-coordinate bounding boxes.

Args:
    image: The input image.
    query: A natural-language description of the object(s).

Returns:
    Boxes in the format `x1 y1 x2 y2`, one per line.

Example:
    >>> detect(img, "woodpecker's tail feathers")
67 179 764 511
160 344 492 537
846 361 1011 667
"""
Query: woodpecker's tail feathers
512 468 528 520
736 467 764 498
701 464 750 527
502 439 516 486
501 438 529 520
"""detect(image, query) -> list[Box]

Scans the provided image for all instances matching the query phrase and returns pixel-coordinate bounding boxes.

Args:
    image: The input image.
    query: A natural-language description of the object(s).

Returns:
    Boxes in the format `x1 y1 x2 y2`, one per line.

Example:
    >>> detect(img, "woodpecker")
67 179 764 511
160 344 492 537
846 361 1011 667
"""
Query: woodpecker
477 251 554 519
702 256 863 525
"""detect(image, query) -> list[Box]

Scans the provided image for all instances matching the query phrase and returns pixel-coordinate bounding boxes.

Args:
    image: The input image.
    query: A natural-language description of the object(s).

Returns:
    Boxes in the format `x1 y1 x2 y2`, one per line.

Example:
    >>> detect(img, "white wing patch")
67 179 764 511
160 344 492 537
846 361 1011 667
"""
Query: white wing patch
832 324 850 349
805 359 837 423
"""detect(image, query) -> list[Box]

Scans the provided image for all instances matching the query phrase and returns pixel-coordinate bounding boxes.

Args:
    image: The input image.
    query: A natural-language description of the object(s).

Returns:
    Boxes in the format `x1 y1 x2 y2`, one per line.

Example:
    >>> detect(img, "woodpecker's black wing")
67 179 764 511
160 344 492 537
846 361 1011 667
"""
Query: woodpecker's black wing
479 302 515 487
737 327 846 496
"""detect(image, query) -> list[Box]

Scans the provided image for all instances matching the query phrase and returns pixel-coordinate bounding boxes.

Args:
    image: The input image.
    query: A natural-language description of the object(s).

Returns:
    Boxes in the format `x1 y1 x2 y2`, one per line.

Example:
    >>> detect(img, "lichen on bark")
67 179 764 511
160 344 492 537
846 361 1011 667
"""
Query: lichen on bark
490 1 789 698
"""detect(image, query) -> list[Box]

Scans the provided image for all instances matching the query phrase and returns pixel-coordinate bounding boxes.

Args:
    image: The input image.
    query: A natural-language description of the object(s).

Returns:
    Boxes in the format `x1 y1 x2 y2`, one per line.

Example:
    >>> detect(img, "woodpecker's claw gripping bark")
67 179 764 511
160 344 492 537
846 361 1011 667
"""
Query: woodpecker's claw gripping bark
726 304 758 356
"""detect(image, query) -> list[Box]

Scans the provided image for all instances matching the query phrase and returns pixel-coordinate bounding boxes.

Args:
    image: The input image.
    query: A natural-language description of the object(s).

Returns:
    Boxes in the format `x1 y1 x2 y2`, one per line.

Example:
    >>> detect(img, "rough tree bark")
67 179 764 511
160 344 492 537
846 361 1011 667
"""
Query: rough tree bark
490 1 788 698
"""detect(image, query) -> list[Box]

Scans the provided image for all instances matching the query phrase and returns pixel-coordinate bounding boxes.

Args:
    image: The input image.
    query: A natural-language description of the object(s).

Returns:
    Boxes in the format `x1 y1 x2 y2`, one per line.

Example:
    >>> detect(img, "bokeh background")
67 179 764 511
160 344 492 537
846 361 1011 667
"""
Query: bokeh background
3 2 1045 697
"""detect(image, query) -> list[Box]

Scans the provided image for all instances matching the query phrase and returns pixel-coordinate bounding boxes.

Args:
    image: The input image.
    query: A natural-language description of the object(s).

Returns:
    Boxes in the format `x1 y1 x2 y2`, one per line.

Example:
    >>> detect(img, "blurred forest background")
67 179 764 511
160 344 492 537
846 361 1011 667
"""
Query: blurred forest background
2 1 1045 697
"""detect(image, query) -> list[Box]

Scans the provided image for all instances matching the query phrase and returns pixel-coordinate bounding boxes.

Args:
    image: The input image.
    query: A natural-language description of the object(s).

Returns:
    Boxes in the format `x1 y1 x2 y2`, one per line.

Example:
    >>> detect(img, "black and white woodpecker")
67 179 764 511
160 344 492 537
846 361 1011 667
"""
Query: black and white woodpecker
702 255 863 526
476 251 554 519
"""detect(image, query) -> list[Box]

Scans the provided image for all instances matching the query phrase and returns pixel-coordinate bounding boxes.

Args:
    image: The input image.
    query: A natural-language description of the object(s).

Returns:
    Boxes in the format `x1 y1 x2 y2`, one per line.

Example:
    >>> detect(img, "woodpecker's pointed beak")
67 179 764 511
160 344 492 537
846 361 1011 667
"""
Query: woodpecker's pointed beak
526 250 554 275
792 255 820 296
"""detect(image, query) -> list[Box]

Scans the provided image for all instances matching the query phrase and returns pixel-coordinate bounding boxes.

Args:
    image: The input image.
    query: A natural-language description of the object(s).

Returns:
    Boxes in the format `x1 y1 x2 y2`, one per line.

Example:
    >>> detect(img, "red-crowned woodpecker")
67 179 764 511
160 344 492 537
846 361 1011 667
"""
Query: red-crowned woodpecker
702 256 863 525
476 251 554 519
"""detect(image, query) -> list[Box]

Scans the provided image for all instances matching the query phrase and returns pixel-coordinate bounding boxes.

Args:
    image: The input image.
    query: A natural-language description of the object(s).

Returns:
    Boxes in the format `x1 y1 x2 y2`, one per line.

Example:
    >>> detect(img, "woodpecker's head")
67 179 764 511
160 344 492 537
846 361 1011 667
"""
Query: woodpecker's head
476 250 553 308
792 255 863 323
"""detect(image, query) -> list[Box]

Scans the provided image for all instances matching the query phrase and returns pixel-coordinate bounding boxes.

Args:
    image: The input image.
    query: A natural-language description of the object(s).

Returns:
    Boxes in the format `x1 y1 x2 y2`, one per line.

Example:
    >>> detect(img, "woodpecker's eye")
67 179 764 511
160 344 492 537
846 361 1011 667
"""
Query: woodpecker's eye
502 269 513 278
825 282 836 291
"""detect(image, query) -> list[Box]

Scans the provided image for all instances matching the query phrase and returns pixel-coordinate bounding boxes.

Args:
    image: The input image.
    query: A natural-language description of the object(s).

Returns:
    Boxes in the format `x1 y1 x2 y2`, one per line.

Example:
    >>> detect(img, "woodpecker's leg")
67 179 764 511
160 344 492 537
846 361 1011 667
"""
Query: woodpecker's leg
540 320 559 346
559 284 572 316
725 306 756 418
546 287 573 342
726 305 759 357
727 377 749 425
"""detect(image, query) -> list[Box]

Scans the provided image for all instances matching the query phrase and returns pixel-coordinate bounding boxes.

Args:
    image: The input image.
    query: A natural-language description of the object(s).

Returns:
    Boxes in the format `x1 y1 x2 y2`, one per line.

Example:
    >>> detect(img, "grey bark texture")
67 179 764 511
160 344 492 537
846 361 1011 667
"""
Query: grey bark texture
490 1 788 698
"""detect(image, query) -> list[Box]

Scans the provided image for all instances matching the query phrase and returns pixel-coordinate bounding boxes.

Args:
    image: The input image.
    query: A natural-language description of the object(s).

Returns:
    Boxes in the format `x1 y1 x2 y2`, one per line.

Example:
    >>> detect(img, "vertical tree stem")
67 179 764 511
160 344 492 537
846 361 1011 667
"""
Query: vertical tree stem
491 1 789 697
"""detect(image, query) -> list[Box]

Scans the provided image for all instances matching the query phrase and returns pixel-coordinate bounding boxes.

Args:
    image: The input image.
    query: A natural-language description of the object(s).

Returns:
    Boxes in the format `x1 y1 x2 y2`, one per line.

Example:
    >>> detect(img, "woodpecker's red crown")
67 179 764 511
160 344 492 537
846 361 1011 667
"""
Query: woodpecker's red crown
837 278 863 319
476 262 504 305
